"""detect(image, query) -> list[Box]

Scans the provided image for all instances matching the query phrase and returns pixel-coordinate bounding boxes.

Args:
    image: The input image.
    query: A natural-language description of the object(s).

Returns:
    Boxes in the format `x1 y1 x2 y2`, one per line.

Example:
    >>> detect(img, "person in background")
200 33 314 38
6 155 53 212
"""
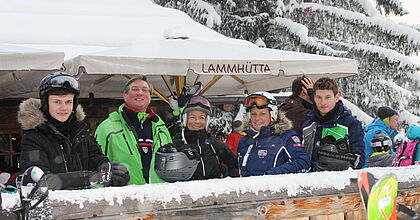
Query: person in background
18 72 129 190
279 75 314 137
363 106 400 167
302 77 365 171
95 76 172 185
226 104 247 155
237 92 310 177
170 95 238 180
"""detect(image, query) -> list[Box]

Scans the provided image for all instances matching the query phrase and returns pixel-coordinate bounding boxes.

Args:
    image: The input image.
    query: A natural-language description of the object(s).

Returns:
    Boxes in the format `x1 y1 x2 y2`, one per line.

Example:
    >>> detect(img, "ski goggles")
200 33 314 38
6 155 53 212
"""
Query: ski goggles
49 74 80 91
244 94 277 109
187 96 211 110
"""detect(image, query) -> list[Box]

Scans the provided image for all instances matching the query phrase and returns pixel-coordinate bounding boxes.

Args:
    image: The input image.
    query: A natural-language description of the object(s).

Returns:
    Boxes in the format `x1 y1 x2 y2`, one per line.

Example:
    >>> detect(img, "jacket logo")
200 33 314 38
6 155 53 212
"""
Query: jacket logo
258 149 267 158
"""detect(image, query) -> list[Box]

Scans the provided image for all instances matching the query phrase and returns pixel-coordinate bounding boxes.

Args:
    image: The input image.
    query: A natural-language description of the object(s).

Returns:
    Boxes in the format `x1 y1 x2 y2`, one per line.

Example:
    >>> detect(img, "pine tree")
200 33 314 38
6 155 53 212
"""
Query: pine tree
154 0 420 124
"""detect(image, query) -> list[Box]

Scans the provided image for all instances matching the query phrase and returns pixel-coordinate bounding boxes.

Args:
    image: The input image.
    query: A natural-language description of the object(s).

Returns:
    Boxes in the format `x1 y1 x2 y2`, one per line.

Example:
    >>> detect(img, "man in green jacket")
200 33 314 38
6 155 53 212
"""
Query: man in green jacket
95 76 172 185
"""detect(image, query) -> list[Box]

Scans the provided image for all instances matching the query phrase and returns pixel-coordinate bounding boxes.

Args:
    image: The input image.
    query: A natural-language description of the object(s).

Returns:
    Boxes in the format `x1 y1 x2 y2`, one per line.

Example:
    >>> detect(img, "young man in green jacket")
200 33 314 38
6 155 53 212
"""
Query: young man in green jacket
95 76 172 185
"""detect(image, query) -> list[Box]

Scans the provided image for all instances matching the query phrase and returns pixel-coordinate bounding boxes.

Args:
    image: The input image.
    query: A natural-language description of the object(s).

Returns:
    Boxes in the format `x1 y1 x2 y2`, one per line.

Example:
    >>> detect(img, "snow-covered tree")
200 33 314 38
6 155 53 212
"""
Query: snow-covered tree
154 0 420 125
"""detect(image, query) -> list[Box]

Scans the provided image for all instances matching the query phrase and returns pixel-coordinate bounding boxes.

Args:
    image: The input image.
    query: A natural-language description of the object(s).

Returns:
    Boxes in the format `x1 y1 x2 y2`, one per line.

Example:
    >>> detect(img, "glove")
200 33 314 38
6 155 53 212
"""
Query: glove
177 144 201 161
90 162 130 187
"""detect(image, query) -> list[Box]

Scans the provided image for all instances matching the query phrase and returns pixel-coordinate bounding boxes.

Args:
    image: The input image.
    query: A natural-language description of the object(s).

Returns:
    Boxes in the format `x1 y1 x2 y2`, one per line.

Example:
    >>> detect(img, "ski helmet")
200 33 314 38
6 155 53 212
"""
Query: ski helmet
39 72 80 117
371 130 392 152
155 144 199 182
181 95 211 130
244 91 278 121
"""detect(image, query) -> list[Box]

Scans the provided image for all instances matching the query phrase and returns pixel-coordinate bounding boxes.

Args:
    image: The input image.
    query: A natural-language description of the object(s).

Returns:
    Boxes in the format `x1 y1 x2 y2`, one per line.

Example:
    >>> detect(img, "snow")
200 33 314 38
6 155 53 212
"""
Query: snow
341 98 374 125
3 166 420 212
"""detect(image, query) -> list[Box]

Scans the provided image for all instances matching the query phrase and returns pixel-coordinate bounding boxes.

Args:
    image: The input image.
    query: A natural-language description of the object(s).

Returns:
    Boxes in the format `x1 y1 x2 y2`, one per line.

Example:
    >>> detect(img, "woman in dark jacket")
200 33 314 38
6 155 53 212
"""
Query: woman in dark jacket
172 95 238 180
18 72 129 190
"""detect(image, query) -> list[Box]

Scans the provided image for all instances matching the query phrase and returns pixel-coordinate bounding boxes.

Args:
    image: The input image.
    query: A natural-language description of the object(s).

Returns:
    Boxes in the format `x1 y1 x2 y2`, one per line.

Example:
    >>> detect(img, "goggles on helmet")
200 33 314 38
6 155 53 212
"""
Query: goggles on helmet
186 96 211 111
49 75 79 91
244 94 277 109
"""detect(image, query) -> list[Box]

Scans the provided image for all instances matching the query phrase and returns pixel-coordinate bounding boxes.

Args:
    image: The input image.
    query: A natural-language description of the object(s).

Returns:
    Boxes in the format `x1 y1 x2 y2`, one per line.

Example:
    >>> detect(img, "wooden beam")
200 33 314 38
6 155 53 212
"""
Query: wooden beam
149 82 169 104
94 75 114 85
230 75 245 84
201 75 223 95
161 76 176 98
174 76 186 96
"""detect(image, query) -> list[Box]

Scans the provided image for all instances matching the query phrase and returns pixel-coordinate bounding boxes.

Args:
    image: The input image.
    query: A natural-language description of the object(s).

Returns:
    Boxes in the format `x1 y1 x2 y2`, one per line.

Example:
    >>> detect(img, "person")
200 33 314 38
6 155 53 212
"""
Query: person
279 76 314 137
226 104 247 155
95 75 172 185
237 92 310 177
302 77 365 171
160 95 238 181
368 130 396 167
363 106 400 167
18 72 129 190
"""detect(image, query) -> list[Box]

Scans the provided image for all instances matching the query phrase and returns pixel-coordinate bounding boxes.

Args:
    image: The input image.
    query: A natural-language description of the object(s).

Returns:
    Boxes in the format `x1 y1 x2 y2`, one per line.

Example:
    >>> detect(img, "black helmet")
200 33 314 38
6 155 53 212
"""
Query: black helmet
39 72 80 97
39 72 80 119
371 130 392 152
155 144 199 183
181 95 211 130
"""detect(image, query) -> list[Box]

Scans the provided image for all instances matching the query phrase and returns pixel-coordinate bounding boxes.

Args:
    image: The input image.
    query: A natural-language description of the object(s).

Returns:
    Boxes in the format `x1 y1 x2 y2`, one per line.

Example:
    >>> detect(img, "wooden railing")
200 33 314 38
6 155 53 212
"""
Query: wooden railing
2 166 420 219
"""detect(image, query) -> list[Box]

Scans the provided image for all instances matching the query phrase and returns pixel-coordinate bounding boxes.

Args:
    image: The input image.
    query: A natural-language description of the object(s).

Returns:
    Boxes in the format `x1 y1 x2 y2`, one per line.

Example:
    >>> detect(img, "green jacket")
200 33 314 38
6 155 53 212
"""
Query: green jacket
95 104 172 185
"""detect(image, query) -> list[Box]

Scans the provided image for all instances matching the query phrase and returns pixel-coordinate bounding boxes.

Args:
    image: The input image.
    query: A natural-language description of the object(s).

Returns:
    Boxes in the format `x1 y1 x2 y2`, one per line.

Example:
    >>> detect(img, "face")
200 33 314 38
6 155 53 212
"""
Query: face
249 107 271 131
123 80 151 112
187 110 207 131
48 94 75 122
314 89 340 115
389 114 400 130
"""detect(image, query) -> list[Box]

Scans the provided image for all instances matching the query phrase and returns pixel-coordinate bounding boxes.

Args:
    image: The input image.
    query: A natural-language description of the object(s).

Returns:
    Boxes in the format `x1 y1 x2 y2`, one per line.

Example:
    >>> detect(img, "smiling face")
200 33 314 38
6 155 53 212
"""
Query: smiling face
249 107 271 131
314 89 340 115
123 79 151 112
48 94 75 122
187 110 207 131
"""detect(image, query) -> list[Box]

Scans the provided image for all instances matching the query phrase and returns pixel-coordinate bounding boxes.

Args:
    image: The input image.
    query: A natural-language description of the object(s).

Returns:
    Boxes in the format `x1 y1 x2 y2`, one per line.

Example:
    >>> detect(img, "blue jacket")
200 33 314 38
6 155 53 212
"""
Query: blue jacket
237 111 310 177
302 101 365 170
363 117 398 167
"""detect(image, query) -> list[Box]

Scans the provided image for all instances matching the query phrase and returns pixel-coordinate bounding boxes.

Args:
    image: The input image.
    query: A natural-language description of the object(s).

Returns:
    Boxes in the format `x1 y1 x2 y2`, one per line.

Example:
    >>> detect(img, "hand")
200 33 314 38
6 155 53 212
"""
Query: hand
177 144 200 160
91 162 130 187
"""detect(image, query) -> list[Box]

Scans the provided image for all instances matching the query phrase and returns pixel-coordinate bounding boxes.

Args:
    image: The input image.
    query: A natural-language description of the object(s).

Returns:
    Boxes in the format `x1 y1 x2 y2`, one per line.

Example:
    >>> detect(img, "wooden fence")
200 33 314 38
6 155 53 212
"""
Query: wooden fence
2 166 420 219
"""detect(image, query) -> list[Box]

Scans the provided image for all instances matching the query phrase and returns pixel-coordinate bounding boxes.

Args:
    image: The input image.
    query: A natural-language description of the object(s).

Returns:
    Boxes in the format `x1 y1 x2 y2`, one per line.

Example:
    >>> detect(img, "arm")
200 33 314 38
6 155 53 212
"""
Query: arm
86 132 110 171
266 134 310 175
349 120 366 169
19 131 52 173
212 138 238 177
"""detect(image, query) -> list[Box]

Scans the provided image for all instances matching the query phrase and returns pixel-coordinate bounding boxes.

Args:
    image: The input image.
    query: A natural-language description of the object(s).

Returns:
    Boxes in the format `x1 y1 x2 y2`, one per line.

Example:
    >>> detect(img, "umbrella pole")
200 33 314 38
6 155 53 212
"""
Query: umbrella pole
201 75 223 95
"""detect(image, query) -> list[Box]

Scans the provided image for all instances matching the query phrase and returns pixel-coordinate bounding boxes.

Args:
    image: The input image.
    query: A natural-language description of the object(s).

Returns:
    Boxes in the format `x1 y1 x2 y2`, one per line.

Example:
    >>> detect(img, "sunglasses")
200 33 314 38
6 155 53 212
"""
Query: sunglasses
244 94 277 109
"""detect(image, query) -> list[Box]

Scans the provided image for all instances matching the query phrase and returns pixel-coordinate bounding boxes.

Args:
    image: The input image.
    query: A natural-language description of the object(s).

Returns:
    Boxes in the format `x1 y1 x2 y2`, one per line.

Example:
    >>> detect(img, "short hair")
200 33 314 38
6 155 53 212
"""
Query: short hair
313 77 339 95
123 75 153 95
291 75 308 97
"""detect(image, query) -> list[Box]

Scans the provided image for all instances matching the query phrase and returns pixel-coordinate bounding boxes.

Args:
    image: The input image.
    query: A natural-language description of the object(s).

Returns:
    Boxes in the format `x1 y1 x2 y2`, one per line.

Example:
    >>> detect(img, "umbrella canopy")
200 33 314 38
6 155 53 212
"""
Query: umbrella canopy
64 37 357 99
0 0 357 100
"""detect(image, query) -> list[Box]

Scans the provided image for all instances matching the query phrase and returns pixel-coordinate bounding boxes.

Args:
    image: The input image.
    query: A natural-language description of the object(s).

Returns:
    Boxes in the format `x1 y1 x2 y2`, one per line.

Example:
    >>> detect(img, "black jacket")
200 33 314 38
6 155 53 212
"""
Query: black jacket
173 129 238 180
18 98 109 188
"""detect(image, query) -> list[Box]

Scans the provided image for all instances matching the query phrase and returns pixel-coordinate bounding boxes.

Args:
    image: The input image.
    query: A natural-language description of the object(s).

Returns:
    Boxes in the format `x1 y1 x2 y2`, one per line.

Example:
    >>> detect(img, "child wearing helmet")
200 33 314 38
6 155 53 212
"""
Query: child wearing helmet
237 92 310 177
18 72 129 190
368 131 396 167
162 95 238 181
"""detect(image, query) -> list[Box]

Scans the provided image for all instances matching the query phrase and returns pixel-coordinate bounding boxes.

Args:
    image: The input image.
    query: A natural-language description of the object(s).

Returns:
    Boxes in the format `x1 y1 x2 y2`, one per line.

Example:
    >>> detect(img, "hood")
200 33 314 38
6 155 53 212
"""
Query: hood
365 117 396 133
245 109 293 135
18 98 86 130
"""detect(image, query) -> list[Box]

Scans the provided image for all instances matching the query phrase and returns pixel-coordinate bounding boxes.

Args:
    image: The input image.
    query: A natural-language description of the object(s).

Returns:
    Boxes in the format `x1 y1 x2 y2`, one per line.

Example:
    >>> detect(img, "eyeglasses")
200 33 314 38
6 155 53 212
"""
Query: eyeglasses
129 87 150 94
244 94 277 109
